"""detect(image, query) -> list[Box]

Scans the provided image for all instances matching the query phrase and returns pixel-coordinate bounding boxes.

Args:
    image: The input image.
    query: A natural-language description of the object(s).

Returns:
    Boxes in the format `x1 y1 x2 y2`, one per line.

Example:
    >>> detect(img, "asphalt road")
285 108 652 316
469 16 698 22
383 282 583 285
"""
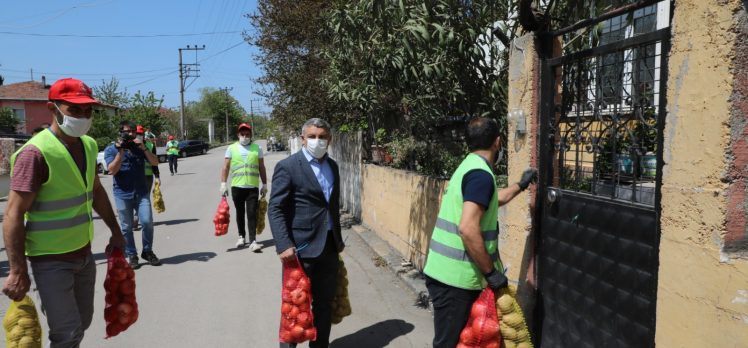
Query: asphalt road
0 145 434 347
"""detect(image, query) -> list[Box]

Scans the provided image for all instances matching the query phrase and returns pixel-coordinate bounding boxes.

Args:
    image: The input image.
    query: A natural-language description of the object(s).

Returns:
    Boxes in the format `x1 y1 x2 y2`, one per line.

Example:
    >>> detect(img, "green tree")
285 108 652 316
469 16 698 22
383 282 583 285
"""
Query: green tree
93 77 129 108
91 78 127 150
185 88 246 143
0 107 19 133
321 0 516 177
122 91 167 135
248 0 342 133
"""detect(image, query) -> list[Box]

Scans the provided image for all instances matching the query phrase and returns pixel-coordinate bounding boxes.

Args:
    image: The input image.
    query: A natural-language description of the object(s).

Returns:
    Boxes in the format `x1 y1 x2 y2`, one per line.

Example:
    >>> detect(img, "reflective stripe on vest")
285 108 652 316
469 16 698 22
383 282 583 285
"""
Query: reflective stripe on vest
423 153 502 290
144 141 154 176
30 191 93 212
10 129 96 256
434 218 499 242
229 142 260 187
428 238 499 263
26 213 91 232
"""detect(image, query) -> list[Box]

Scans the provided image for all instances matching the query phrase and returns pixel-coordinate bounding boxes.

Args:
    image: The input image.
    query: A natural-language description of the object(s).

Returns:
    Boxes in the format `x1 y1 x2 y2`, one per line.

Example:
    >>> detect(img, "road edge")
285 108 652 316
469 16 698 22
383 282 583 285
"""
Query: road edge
343 216 432 312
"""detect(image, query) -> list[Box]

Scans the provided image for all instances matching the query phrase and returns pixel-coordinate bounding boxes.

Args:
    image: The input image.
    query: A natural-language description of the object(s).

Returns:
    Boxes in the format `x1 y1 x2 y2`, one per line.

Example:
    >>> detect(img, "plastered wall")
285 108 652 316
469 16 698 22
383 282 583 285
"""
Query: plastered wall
503 33 540 284
360 164 445 270
657 0 748 345
503 32 541 330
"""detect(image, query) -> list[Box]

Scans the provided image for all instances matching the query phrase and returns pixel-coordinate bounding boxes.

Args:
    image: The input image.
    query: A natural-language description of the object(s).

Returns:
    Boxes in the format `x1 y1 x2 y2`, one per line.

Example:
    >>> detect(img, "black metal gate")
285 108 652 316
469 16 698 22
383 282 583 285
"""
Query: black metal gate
536 2 671 347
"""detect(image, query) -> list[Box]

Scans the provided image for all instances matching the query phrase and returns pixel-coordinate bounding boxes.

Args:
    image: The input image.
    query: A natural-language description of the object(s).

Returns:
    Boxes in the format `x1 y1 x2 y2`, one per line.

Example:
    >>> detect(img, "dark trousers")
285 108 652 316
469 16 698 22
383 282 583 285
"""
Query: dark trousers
280 234 339 348
425 275 481 348
231 186 259 242
167 154 178 174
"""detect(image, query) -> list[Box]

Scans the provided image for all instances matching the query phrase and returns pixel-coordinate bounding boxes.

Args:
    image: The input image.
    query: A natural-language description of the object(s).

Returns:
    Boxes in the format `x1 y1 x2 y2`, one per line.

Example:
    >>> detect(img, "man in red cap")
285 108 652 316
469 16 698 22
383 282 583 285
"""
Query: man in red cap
165 135 180 175
132 126 161 231
2 78 126 347
220 123 267 250
104 120 161 269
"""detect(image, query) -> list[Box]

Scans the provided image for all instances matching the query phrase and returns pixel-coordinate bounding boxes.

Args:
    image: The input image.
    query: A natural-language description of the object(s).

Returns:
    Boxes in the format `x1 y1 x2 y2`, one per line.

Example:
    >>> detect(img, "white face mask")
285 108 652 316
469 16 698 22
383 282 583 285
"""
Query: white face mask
136 135 144 142
239 136 251 146
306 138 328 159
54 104 92 137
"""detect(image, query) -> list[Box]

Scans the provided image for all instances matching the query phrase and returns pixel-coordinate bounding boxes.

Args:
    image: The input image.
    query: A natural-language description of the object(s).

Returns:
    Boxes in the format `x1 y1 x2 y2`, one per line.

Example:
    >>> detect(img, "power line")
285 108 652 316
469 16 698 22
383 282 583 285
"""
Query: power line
0 0 115 24
126 70 179 88
198 41 246 62
0 30 241 38
1 40 247 87
0 67 174 76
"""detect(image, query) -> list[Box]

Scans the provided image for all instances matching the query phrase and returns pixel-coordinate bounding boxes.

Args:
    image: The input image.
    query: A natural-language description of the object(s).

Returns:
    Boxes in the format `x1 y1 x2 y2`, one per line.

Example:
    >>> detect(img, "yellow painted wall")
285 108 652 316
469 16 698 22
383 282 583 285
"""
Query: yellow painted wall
503 33 540 289
360 164 446 270
657 0 748 345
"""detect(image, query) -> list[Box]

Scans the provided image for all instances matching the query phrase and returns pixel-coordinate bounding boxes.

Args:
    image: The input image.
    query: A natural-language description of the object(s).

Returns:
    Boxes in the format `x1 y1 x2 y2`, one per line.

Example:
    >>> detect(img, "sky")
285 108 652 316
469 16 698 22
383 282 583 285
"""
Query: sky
0 0 270 116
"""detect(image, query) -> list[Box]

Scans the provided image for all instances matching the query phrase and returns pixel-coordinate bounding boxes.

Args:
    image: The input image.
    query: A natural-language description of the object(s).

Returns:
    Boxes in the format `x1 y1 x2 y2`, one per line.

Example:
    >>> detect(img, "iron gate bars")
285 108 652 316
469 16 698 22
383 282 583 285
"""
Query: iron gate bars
543 3 668 206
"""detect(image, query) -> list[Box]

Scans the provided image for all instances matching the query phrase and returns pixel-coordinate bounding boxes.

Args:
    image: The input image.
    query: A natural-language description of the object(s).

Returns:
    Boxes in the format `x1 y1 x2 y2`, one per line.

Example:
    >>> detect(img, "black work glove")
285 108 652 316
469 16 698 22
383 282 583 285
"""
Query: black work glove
484 269 508 290
518 168 538 191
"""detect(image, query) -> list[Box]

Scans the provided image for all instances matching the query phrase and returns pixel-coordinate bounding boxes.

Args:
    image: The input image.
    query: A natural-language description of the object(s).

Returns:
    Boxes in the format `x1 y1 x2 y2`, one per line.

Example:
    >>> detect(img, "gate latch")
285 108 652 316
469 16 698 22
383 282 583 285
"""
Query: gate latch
547 188 560 204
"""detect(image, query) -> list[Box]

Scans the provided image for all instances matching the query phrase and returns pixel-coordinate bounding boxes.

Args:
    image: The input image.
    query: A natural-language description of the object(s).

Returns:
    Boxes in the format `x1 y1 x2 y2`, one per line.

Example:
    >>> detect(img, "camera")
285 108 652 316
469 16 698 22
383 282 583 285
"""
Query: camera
117 130 137 150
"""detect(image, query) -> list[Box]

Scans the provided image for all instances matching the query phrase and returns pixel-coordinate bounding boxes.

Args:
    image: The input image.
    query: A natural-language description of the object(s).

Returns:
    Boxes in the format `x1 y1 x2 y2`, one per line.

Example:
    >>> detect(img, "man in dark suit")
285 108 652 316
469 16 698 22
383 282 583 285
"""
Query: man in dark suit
269 118 345 348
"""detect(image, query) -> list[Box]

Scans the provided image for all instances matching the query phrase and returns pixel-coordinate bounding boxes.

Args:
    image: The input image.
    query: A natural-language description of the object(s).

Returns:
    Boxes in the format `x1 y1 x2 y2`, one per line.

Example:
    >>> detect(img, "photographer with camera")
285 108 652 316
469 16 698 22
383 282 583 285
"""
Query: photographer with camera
104 121 162 269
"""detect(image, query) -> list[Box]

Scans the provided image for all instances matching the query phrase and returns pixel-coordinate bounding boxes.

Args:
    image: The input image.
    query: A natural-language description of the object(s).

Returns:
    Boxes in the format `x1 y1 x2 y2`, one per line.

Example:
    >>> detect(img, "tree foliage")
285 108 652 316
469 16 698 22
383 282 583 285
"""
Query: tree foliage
325 0 514 126
0 107 19 133
91 78 175 149
321 0 517 177
248 0 341 133
251 0 523 177
187 88 246 143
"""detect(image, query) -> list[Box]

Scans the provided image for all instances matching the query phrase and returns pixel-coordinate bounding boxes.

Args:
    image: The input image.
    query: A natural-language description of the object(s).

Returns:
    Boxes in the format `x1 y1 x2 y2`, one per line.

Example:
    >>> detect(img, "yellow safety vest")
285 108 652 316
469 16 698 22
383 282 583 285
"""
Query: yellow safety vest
10 129 96 256
423 153 502 290
229 142 260 188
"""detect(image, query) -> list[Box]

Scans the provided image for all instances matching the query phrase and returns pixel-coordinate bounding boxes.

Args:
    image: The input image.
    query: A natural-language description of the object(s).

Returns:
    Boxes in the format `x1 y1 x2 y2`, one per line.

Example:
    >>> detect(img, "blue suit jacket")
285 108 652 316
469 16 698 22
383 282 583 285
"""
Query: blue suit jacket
269 150 344 258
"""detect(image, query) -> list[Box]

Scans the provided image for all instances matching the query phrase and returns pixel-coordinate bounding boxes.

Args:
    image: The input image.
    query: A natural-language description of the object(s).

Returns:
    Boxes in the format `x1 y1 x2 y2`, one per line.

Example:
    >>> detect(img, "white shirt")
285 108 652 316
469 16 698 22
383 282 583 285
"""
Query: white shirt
225 143 264 188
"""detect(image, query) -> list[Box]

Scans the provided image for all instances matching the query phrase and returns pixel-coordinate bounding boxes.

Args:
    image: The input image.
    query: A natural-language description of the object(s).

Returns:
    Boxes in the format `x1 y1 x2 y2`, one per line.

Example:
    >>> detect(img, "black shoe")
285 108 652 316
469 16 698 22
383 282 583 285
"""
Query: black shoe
128 255 140 270
141 251 162 266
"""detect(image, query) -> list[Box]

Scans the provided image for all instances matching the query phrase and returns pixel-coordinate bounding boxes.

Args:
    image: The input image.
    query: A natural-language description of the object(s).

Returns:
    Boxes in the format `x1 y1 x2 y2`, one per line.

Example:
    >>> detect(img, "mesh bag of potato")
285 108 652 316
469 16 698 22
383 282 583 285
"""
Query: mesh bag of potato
496 285 533 348
330 255 351 324
256 193 267 235
3 295 42 348
152 180 165 213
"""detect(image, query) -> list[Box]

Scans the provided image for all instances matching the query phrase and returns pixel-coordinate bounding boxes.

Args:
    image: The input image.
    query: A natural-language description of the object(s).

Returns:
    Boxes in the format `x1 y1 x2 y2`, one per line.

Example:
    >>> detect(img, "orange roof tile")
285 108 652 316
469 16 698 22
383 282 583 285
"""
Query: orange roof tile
0 81 49 101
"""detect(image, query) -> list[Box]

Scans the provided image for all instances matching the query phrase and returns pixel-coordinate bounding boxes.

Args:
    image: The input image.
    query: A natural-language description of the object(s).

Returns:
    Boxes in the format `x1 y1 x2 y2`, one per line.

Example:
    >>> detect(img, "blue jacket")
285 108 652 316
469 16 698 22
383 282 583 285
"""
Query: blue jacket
269 150 344 258
104 144 148 199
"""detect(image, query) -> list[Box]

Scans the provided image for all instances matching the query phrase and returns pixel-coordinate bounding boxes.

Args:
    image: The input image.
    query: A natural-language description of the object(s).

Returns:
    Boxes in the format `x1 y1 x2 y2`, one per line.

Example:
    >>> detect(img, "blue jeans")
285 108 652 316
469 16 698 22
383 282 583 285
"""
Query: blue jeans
115 192 154 257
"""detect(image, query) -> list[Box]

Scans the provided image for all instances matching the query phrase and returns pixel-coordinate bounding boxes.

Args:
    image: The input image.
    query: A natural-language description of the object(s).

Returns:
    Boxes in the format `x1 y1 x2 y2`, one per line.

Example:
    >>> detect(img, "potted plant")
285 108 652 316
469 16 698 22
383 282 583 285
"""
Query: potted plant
371 128 392 164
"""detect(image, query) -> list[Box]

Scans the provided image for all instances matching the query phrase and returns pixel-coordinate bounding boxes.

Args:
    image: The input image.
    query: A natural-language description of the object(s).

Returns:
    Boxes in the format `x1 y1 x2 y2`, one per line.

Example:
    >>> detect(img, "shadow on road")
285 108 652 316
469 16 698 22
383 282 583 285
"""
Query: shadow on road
330 319 415 348
159 251 217 265
225 238 275 253
154 218 199 227
258 238 275 249
174 172 196 176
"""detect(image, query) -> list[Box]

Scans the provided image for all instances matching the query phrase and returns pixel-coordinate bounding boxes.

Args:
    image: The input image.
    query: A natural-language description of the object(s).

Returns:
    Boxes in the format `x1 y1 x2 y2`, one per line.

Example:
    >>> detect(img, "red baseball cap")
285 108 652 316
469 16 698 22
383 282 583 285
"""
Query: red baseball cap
168 135 175 140
237 123 252 131
136 125 145 134
48 78 98 105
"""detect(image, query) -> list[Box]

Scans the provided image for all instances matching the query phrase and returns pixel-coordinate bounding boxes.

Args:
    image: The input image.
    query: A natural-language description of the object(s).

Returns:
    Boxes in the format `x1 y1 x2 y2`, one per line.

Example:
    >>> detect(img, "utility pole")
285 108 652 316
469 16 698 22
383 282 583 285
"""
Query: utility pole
178 45 205 140
249 98 261 132
220 87 233 143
